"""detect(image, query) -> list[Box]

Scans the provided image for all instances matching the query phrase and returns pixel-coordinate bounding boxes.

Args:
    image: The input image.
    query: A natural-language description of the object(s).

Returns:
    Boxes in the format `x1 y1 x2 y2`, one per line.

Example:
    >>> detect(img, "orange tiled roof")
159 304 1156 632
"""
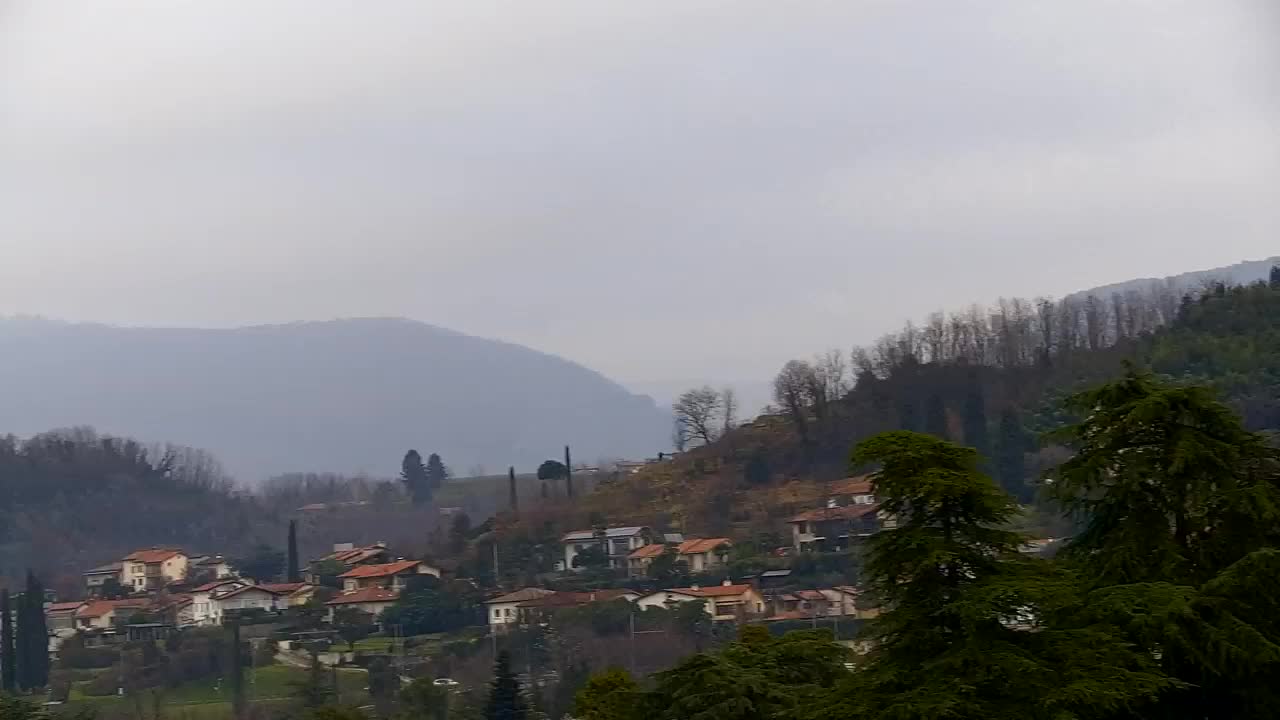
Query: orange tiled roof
829 475 874 496
124 549 183 564
326 587 400 605
676 538 732 555
672 584 754 598
628 545 667 560
322 546 388 565
46 602 86 614
788 504 880 523
485 588 556 605
338 560 422 579
190 579 243 593
76 598 150 619
259 582 311 595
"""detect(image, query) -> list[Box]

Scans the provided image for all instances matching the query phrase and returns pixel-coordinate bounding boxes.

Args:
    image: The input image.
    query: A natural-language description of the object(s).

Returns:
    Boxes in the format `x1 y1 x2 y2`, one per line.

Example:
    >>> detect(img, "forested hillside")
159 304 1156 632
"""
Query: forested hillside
590 272 1280 536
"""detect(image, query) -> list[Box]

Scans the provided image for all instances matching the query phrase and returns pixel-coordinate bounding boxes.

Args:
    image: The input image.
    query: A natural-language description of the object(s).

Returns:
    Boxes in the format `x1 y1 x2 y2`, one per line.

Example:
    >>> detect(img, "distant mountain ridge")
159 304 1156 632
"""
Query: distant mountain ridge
0 317 670 481
1071 256 1279 300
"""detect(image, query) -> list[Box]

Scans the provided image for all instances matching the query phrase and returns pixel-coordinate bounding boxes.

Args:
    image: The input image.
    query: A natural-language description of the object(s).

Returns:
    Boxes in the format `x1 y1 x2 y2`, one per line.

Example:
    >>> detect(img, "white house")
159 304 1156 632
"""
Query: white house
635 582 766 622
338 560 441 593
325 587 400 624
483 588 556 628
209 585 282 624
561 527 652 571
188 579 248 626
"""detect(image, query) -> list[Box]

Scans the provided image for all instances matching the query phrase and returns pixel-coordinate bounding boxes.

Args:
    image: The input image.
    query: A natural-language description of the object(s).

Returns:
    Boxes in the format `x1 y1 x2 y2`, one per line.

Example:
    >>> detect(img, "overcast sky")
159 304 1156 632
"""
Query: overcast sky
2 1 1277 399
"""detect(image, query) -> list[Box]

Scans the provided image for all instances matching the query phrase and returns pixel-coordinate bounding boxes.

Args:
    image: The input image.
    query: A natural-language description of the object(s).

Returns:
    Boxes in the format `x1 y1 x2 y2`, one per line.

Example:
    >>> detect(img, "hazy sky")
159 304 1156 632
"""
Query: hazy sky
2 1 1277 397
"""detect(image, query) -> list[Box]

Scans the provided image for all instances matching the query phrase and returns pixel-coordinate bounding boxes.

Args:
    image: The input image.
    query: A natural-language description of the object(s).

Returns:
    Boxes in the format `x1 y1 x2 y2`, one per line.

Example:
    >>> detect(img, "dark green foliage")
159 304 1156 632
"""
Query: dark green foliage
401 449 431 505
0 694 48 720
0 590 13 692
508 466 518 512
228 622 246 718
743 451 772 485
425 453 449 491
816 430 1170 720
1048 369 1280 718
380 576 481 635
233 543 285 583
16 572 48 690
961 383 991 466
287 520 301 583
924 393 948 438
639 627 847 720
366 656 400 717
573 666 639 720
484 650 527 720
400 677 451 720
1271 264 1280 289
571 545 609 570
293 653 336 709
536 460 566 481
994 407 1033 502
645 547 688 585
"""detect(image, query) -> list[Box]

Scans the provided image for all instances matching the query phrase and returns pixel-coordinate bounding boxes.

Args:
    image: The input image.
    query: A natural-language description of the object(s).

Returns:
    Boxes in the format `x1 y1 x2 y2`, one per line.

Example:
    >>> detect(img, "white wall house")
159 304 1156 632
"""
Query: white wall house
484 588 556 628
561 527 652 571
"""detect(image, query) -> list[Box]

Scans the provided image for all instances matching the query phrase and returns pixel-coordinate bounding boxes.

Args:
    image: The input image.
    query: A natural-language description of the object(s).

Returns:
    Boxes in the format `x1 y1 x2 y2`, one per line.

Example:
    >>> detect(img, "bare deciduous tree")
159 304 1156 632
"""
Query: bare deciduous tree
672 386 723 447
773 360 812 442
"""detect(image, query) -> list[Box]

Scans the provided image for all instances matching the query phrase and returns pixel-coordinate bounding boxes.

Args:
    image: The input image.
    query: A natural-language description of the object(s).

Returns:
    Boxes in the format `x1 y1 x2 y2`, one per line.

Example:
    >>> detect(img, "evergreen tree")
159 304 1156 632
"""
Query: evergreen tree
1271 263 1280 289
814 431 1168 720
924 392 948 438
1048 368 1280 718
287 520 301 583
15 572 48 690
425 453 449 491
507 466 518 513
0 589 14 692
484 650 527 720
229 622 246 718
292 652 335 709
961 384 991 467
994 407 1031 502
401 449 431 505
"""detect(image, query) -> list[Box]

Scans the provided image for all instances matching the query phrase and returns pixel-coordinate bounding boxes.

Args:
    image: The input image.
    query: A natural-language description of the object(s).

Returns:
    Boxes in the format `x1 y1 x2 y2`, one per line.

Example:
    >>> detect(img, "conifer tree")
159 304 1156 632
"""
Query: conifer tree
1271 264 1280 289
0 589 14 692
401 449 431 505
16 572 48 690
484 650 527 720
286 520 301 583
425 453 449 491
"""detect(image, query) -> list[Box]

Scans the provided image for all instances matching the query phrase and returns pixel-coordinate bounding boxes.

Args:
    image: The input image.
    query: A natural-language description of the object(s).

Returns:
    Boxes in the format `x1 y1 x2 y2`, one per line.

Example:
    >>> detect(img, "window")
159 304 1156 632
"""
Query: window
493 609 501 619
504 608 512 617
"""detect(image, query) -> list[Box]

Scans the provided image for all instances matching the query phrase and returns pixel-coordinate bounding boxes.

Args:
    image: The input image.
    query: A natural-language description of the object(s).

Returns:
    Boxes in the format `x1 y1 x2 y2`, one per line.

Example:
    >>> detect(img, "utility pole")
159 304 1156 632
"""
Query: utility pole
564 445 573 499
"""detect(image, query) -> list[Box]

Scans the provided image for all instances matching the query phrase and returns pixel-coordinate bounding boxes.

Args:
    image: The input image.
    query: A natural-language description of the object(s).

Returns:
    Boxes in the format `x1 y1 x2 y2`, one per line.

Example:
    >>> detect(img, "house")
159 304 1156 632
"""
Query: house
259 582 319 607
635 582 766 622
325 587 400 624
518 589 639 617
627 537 733 574
484 588 557 628
768 587 862 618
561 527 652 571
46 601 87 635
188 579 249 626
338 560 441 593
675 538 732 573
209 585 283 623
122 549 189 592
307 542 390 583
83 562 123 596
75 598 152 630
187 555 235 581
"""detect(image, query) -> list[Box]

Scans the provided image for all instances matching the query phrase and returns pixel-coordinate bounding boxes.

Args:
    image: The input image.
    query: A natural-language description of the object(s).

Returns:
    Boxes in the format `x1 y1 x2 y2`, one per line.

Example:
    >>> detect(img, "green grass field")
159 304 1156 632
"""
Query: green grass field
61 664 369 719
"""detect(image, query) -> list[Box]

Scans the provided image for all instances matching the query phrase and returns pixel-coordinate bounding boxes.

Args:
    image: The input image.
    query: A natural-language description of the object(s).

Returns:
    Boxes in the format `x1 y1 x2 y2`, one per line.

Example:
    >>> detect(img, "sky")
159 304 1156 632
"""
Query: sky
2 0 1278 406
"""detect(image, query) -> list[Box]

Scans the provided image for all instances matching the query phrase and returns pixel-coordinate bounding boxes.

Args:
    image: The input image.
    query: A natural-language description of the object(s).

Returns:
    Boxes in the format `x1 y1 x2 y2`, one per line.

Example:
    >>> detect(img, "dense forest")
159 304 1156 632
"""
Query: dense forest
594 273 1280 536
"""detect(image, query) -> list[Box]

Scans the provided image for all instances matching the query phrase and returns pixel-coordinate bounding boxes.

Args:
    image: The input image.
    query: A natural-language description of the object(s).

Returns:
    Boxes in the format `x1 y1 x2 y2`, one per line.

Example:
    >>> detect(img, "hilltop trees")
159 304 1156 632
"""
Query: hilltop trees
425 453 449 491
401 450 431 505
287 520 301 583
234 544 284 584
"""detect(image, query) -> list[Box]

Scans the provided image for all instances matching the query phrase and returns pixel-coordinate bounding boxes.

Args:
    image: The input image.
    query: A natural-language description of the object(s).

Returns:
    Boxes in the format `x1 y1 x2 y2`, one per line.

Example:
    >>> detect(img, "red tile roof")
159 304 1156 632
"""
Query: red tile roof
124 549 184 564
338 560 423 579
517 589 637 609
628 544 667 560
326 587 400 605
671 584 755 598
788 504 880 523
485 588 556 605
259 582 311 595
676 538 732 555
829 475 875 496
46 602 86 614
321 546 388 565
190 580 244 593
214 585 281 600
77 599 150 619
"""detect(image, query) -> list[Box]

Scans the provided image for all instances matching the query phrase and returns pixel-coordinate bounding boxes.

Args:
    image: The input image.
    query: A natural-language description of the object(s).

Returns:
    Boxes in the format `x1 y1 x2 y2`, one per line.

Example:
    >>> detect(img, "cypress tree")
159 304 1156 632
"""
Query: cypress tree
924 393 948 439
401 450 430 505
564 446 574 499
0 589 14 692
425 453 449 491
484 650 527 720
507 467 518 513
286 520 301 583
961 384 991 466
16 572 48 690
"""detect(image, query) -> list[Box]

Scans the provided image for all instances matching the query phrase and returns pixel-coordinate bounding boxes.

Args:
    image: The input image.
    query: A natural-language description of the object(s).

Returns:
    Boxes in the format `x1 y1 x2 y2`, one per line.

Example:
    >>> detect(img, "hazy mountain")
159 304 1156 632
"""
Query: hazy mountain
1072 256 1279 300
0 317 670 481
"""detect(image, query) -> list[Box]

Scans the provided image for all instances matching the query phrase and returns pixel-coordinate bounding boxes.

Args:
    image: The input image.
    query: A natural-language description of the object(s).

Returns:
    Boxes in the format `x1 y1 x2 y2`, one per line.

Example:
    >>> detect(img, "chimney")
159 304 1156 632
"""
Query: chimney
722 579 732 587
690 584 700 592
